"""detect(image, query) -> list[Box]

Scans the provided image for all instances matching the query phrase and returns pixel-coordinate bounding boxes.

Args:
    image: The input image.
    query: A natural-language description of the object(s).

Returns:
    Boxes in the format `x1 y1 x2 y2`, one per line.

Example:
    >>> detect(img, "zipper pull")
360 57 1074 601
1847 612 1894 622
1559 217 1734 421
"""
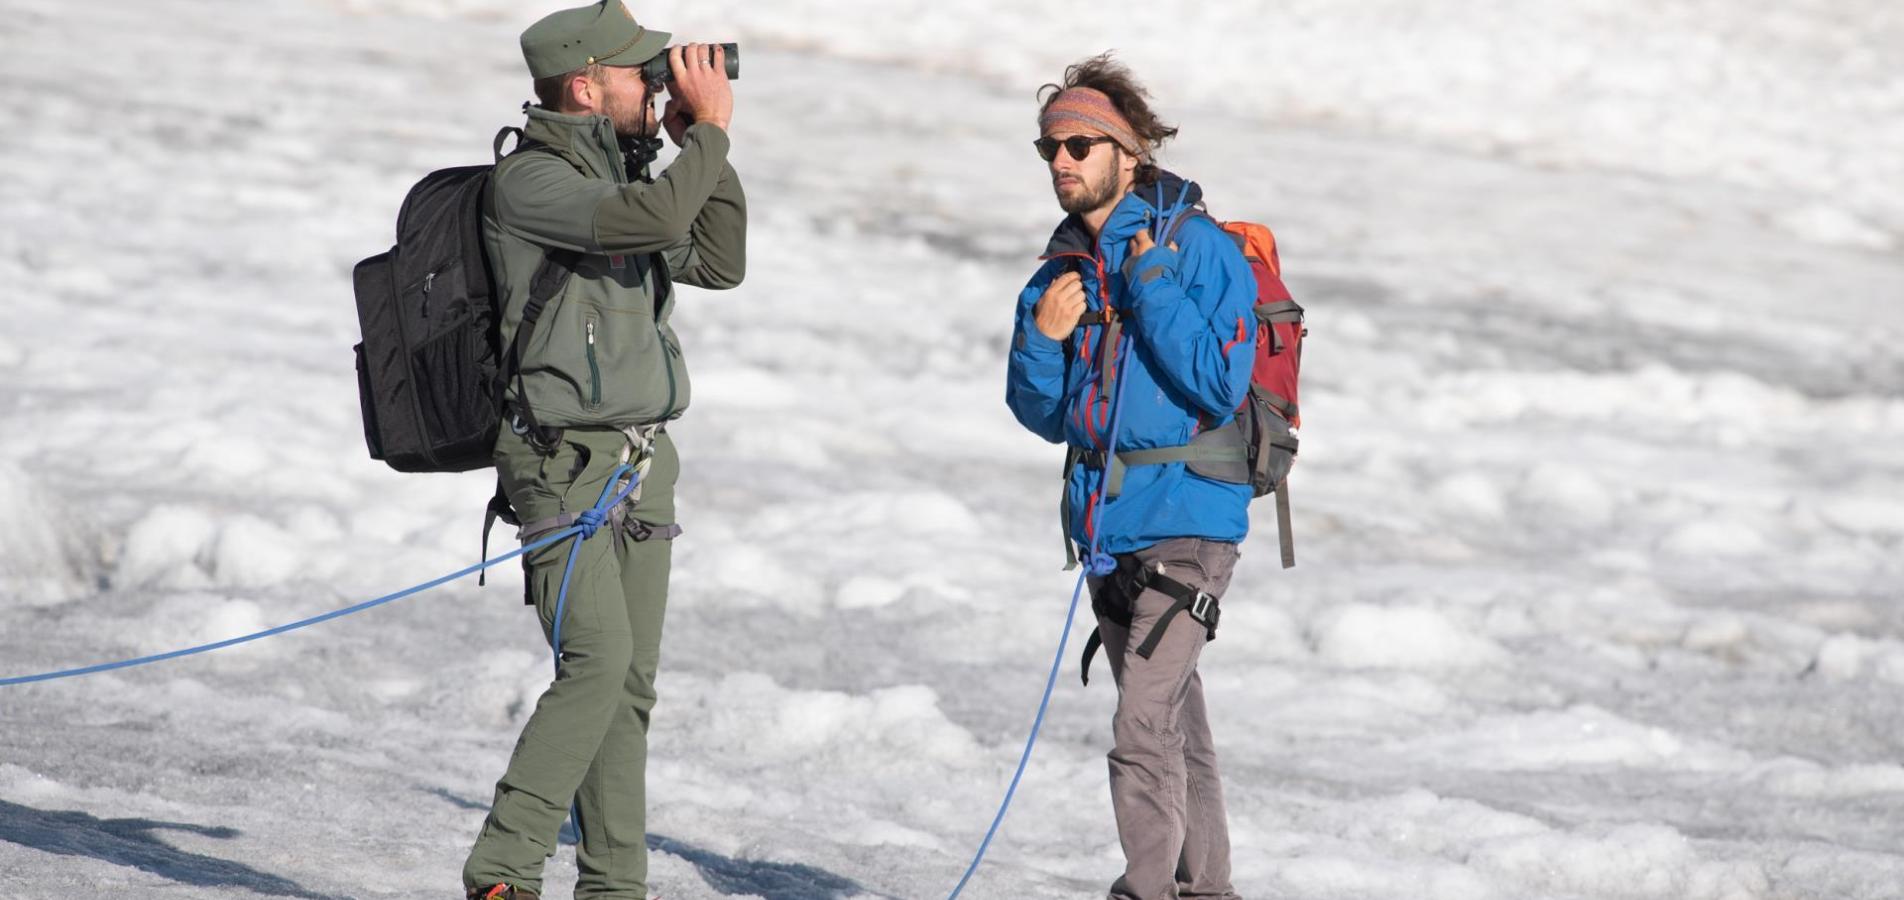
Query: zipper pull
423 272 436 293
587 321 596 345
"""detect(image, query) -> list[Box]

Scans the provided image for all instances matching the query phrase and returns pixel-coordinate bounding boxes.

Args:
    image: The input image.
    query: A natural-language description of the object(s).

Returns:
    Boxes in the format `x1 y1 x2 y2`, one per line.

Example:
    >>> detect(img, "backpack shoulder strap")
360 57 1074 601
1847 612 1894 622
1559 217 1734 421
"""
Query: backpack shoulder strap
493 126 562 166
485 124 579 443
1153 199 1219 249
1161 209 1281 279
493 126 525 164
497 248 581 444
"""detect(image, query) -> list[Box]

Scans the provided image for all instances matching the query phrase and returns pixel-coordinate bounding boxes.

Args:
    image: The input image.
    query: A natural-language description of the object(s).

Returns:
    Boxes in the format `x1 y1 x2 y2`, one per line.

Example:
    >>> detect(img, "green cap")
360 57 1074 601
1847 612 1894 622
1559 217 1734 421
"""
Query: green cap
520 1 671 79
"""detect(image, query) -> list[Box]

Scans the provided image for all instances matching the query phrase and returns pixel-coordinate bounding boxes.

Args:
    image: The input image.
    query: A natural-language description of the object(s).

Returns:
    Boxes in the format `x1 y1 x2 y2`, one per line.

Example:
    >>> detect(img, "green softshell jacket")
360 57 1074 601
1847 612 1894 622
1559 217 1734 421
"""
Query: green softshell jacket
485 105 746 429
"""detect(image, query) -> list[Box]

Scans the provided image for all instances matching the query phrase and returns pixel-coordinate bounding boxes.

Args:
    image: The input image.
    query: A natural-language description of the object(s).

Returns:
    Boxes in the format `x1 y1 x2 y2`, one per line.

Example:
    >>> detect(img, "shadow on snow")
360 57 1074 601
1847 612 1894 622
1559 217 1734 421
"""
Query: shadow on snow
645 833 875 900
437 787 879 899
0 799 327 898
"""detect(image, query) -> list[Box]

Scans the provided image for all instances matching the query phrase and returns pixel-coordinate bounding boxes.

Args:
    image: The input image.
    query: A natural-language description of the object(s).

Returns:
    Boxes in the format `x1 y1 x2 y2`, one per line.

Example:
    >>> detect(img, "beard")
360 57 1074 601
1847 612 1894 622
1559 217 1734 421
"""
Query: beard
610 105 658 140
605 85 658 140
1055 151 1124 215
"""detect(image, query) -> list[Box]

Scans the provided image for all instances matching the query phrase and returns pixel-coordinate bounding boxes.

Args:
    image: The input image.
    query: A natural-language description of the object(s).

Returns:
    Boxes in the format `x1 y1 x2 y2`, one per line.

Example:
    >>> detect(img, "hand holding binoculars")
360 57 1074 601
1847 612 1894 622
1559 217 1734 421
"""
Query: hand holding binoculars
641 43 740 85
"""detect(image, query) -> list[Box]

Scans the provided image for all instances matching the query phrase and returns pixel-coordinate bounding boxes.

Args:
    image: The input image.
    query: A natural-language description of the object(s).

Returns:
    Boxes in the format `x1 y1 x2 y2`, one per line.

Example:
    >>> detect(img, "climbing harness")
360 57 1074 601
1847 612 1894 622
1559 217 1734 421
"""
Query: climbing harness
1077 559 1222 687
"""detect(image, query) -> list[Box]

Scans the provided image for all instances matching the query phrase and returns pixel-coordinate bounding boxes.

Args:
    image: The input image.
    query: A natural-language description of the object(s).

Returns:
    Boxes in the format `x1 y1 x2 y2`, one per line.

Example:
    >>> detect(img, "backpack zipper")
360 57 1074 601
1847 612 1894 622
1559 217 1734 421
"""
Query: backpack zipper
585 320 602 407
418 267 441 316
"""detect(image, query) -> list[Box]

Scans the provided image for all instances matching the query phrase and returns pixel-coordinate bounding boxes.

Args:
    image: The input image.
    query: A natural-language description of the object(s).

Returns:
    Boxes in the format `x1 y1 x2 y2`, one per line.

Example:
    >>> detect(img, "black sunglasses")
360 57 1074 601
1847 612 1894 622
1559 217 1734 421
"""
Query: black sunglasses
1034 135 1117 162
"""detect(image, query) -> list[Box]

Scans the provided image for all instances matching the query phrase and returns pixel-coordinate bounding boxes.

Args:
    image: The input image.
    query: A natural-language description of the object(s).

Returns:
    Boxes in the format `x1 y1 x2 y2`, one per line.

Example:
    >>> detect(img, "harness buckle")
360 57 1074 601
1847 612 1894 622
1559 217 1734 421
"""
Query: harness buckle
1189 590 1221 640
1189 590 1217 627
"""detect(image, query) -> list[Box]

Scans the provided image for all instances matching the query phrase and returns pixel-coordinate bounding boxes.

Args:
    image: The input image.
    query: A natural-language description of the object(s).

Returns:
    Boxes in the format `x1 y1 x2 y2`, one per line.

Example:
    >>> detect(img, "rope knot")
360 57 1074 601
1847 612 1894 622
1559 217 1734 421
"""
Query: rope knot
1085 551 1117 577
576 507 609 539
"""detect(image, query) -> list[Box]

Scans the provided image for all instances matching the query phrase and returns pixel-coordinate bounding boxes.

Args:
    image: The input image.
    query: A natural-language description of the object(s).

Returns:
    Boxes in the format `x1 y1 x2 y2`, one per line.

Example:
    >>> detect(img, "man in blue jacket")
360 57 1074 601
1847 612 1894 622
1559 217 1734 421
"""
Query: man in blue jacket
1007 53 1256 900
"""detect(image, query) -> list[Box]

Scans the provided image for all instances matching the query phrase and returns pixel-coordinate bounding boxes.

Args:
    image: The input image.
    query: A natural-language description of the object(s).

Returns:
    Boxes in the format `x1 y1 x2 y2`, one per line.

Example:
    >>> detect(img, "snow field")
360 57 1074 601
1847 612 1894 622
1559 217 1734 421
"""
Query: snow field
3 0 1903 897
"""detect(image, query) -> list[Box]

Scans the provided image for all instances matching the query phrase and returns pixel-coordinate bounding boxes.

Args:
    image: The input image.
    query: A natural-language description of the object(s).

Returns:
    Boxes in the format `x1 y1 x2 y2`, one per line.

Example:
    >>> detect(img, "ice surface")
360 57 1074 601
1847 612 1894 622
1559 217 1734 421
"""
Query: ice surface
2 0 1901 898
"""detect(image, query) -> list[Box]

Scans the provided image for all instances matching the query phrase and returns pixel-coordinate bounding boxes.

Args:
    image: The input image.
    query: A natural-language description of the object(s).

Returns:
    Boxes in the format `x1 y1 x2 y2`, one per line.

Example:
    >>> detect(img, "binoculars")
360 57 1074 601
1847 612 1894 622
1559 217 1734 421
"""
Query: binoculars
641 43 741 84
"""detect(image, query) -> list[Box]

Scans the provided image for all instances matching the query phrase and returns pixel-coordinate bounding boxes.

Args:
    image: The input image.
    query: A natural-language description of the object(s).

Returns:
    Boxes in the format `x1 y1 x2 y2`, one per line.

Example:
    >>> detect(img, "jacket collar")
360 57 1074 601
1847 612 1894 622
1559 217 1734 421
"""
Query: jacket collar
1040 170 1202 259
520 105 628 183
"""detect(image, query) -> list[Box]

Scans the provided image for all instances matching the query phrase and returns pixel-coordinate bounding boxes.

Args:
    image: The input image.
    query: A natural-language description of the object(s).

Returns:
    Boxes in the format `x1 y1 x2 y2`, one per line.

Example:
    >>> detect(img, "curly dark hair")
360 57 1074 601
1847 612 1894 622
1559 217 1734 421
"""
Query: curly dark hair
1038 52 1179 186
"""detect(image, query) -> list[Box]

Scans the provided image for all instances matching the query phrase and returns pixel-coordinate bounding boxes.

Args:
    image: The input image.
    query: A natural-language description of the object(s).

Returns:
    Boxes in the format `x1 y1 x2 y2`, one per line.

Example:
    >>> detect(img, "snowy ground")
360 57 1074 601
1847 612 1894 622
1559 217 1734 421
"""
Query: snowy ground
3 0 1902 898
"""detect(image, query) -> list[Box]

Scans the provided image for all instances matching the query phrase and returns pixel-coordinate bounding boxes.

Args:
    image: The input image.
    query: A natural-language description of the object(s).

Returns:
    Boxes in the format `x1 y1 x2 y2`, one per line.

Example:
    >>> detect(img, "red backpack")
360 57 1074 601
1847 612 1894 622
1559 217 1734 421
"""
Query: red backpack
1227 220 1302 566
1146 213 1303 566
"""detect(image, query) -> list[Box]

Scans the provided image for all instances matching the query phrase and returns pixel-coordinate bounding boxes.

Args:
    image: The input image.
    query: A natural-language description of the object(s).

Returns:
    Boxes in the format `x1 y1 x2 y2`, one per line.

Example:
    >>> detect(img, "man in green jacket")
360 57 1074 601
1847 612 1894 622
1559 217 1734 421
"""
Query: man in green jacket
463 3 745 899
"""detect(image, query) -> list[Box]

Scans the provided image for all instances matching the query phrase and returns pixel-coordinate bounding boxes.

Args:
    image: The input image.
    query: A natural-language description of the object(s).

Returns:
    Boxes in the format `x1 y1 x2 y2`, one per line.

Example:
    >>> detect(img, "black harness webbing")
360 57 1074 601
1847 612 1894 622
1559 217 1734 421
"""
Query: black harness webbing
1080 562 1221 686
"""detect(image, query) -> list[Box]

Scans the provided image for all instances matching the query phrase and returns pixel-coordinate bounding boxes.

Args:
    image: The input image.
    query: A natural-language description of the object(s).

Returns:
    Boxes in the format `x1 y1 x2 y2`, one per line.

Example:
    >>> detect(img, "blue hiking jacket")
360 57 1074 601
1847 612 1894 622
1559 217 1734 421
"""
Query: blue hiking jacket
1006 173 1258 556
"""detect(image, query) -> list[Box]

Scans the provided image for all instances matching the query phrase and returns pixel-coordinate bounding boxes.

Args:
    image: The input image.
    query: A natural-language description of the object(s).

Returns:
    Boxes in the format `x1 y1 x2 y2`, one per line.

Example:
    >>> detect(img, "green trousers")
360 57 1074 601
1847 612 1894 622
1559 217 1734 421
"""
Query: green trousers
463 425 679 899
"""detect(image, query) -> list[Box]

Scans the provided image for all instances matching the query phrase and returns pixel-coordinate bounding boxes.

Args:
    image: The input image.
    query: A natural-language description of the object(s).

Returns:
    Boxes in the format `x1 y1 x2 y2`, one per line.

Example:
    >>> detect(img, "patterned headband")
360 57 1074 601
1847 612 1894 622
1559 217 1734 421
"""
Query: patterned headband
1039 87 1145 158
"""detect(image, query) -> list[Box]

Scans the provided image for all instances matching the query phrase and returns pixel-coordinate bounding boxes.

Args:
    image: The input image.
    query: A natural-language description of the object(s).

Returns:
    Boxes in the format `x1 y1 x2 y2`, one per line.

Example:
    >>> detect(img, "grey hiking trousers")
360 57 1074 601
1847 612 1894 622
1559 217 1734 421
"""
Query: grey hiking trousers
1089 537 1243 900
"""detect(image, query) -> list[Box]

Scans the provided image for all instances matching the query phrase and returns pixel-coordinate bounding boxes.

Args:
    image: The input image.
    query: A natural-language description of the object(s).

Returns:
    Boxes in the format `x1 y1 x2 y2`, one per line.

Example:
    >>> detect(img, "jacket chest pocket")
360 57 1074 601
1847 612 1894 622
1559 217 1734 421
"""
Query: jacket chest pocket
570 307 666 412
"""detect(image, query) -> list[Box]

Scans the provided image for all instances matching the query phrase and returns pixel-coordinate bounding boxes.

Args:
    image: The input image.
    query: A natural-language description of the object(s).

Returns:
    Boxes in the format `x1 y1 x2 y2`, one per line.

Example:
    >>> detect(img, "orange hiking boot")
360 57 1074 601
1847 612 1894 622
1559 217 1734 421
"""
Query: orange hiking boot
467 885 538 900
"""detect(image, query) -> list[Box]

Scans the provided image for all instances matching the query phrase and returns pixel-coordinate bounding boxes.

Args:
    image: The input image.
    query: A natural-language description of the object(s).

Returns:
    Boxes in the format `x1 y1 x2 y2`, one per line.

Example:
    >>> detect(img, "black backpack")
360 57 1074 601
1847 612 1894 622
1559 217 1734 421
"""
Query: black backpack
351 130 574 473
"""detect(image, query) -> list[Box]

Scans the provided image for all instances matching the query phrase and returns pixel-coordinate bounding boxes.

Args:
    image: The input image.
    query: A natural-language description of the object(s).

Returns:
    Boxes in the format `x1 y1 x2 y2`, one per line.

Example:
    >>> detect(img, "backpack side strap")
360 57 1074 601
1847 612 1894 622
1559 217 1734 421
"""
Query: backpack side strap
1274 481 1295 569
478 481 521 587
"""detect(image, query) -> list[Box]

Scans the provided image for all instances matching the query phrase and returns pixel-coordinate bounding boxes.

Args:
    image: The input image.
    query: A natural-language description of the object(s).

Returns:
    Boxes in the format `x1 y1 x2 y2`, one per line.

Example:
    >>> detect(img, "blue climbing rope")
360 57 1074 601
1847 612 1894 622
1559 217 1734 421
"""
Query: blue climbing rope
947 328 1137 898
943 561 1089 900
550 463 641 672
0 469 642 689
